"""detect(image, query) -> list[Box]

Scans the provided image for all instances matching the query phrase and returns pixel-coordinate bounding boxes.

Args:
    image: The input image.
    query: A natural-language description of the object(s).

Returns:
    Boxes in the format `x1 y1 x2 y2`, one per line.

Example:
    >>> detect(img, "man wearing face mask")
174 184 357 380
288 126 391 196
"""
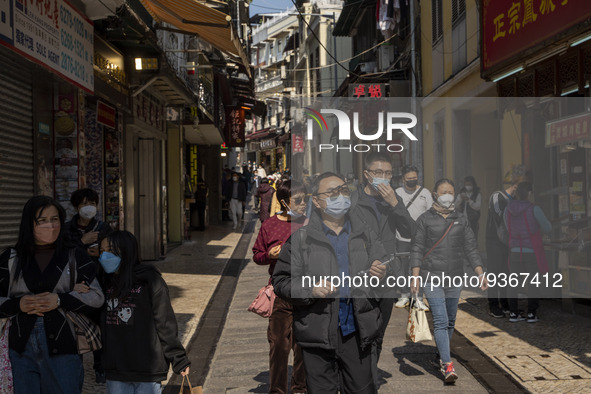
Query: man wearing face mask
273 172 388 394
64 188 112 384
394 165 433 309
223 171 248 230
350 153 416 366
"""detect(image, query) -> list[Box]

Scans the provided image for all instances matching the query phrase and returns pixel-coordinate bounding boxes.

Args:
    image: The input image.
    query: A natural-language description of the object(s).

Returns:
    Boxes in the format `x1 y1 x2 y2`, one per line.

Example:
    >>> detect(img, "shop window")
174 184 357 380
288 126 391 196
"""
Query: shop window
452 0 466 74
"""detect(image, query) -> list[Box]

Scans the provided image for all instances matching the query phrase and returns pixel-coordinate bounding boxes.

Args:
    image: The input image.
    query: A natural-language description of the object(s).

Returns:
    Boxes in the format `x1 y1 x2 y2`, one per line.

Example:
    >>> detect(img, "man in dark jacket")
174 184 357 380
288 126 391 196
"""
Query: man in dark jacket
223 171 247 230
350 153 416 363
256 178 275 223
273 172 387 394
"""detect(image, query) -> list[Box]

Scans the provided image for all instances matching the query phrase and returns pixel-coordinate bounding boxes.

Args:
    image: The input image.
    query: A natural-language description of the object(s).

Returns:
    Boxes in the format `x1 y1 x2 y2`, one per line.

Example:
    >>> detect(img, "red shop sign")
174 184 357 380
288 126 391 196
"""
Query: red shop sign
481 0 591 74
545 113 591 147
97 101 116 129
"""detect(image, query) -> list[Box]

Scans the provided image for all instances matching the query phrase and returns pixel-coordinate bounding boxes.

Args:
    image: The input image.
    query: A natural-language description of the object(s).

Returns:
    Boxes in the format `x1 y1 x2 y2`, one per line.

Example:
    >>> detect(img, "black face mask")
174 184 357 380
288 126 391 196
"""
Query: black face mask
405 180 418 189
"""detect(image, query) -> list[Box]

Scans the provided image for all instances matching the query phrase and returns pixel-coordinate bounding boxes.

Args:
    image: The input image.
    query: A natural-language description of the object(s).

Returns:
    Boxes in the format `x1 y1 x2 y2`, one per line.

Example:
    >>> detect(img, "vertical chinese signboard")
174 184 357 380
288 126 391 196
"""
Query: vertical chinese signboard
481 0 591 75
0 0 94 93
224 107 245 148
292 134 304 153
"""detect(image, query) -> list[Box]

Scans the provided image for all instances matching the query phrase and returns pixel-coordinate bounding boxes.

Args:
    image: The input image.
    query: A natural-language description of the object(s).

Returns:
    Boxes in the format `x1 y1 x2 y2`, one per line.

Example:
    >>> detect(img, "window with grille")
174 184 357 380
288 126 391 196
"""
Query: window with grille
431 0 443 44
452 0 466 26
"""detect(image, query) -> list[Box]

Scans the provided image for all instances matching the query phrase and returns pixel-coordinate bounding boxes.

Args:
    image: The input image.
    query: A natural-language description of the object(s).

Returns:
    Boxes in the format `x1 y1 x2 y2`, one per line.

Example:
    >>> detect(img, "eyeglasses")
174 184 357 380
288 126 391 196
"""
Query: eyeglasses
367 169 393 178
315 184 351 200
291 196 308 205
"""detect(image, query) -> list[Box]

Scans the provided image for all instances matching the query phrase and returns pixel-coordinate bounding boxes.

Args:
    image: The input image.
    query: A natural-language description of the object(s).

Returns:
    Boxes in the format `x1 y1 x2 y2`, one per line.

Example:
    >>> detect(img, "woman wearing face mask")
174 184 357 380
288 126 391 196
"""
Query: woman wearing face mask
77 231 189 393
454 176 482 239
65 188 113 384
252 180 308 394
410 179 488 385
0 196 104 393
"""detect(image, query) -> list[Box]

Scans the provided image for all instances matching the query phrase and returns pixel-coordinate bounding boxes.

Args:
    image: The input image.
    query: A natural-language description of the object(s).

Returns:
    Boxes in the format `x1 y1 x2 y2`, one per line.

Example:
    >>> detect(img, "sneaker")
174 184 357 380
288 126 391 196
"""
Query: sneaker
443 362 458 384
509 312 525 322
395 297 409 308
488 309 505 318
527 313 539 323
95 370 106 384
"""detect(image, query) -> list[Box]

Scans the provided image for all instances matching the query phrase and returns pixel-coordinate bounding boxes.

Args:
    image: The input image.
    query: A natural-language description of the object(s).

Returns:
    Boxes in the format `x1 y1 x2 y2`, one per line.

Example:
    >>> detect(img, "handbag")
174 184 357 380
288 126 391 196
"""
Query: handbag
406 296 433 343
67 251 102 354
179 375 203 394
247 284 276 318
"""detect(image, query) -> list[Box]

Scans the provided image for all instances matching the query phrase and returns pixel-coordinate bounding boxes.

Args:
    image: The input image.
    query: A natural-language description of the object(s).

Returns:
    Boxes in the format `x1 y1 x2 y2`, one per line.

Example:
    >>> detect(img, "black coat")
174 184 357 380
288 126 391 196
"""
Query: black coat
410 208 482 279
223 180 247 202
350 187 416 280
101 264 190 382
65 215 113 249
272 210 387 350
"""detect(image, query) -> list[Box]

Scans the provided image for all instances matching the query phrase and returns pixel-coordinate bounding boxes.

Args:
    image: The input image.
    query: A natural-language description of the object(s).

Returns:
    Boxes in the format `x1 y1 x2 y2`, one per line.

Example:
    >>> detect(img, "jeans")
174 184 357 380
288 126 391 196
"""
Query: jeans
507 252 540 315
10 317 83 394
423 283 462 364
106 381 162 394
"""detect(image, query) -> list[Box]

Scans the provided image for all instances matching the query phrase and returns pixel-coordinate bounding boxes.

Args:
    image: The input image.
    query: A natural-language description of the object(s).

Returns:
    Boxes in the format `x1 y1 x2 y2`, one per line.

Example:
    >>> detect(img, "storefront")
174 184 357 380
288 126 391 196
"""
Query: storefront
0 0 94 249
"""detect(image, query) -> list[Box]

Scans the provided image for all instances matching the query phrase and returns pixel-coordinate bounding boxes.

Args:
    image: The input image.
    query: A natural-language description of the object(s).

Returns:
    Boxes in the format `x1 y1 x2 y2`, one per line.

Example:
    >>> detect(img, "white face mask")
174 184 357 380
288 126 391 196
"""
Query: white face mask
437 194 454 208
465 185 473 192
79 205 97 220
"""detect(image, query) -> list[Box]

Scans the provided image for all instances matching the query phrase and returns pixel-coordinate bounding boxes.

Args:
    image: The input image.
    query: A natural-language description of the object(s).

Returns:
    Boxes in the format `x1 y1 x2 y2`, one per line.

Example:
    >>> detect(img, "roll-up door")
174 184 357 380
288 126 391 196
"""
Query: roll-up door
0 54 34 251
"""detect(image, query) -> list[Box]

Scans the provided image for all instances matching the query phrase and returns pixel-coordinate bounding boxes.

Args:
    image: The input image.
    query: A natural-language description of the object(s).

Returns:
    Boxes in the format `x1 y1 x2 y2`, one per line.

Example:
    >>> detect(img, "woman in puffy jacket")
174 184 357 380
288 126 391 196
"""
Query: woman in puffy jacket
410 178 488 385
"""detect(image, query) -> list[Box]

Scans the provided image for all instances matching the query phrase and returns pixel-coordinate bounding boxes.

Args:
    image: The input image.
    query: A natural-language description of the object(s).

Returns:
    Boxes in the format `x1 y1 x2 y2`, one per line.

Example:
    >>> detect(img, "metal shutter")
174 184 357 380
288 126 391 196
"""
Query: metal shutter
0 52 34 251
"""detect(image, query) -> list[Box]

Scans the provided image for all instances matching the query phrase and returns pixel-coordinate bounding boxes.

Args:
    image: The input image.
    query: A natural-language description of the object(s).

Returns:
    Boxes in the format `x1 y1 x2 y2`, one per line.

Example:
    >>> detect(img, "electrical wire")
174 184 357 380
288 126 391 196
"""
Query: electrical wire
289 0 360 78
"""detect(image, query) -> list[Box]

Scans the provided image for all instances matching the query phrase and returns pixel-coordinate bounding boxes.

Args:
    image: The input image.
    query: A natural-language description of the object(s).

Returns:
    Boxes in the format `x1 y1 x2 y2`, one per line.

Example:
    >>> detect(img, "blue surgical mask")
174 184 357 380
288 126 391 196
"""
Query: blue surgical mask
282 200 303 219
371 177 390 190
99 252 121 274
323 194 351 219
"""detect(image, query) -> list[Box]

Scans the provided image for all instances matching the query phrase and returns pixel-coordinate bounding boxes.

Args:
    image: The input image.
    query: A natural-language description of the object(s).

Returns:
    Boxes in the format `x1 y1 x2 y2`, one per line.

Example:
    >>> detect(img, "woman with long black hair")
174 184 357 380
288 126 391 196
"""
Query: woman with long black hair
84 231 189 393
454 176 482 239
0 196 104 393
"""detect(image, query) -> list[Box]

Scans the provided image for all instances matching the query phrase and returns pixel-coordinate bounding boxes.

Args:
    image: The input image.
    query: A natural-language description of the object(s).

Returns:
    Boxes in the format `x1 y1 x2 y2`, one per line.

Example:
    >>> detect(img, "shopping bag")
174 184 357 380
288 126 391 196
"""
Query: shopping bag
0 318 13 394
247 284 276 318
406 297 433 343
179 375 203 394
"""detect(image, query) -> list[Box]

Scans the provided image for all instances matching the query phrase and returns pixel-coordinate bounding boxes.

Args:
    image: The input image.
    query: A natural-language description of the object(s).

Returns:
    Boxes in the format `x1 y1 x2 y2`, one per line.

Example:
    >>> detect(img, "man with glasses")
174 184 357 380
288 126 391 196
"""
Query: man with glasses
273 172 387 394
351 153 416 367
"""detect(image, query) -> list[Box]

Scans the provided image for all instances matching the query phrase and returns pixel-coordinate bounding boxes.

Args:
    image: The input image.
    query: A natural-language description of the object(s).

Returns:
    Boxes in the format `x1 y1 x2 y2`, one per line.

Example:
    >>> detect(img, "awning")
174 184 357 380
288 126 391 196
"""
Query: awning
139 0 250 75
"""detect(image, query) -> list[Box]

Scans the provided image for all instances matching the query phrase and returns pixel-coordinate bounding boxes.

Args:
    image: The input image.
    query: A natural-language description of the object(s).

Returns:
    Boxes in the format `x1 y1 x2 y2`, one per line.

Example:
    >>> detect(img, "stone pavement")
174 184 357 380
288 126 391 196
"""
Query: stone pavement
203 220 488 393
454 295 591 393
82 221 243 393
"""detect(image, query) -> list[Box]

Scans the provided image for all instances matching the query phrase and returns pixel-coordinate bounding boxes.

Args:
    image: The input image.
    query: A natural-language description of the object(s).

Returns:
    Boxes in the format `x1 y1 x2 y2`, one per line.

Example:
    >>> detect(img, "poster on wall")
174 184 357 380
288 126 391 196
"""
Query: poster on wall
0 0 94 92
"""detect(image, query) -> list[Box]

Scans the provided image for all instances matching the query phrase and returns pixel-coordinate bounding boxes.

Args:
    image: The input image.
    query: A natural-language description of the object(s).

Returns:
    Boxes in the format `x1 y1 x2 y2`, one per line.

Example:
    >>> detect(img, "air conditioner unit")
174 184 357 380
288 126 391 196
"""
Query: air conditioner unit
359 61 377 73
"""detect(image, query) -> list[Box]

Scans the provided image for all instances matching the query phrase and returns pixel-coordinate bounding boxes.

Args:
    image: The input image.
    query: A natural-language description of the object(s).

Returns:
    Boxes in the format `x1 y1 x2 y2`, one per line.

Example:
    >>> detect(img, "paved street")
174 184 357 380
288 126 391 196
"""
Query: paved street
82 211 591 393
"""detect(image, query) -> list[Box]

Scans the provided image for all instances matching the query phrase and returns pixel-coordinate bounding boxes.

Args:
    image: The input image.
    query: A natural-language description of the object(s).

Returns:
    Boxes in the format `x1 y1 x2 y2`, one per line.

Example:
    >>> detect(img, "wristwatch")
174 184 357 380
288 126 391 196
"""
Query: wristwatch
56 295 61 307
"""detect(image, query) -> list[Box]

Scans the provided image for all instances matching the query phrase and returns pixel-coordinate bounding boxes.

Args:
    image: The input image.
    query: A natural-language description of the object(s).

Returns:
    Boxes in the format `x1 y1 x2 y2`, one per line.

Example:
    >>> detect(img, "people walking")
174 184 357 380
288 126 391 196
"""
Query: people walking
410 179 488 385
0 196 105 393
505 182 552 323
351 153 415 364
485 179 519 318
394 165 433 309
223 171 247 230
194 177 208 231
252 180 308 394
455 176 482 239
273 172 387 394
77 231 190 393
64 188 113 384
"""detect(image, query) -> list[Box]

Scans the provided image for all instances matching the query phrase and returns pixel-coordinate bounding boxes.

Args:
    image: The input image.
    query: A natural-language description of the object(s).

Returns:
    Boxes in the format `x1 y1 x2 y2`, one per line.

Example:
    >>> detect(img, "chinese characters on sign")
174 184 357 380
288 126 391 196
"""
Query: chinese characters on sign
482 0 591 73
0 0 94 92
224 107 245 148
545 113 591 146
349 83 385 98
292 134 304 153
